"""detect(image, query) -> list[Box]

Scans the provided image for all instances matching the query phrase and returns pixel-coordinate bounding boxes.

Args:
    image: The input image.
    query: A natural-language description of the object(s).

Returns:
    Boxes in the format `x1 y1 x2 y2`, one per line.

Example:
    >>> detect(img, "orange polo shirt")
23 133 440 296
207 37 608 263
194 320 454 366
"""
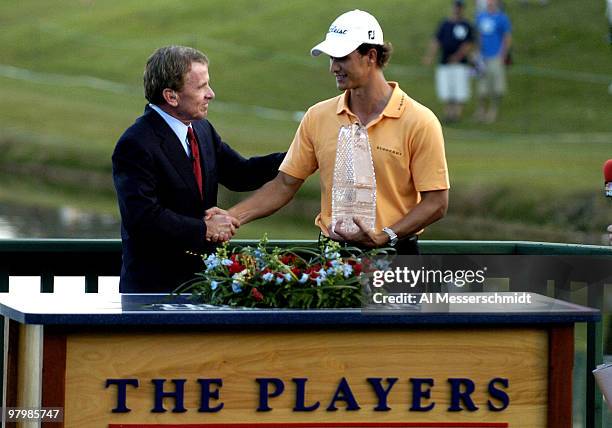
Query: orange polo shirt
279 82 449 235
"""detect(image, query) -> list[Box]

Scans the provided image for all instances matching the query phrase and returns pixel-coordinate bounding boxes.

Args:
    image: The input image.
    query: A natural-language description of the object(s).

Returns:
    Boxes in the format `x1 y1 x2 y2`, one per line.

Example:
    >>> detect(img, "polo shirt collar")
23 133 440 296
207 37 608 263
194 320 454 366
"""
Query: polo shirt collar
335 82 407 119
381 82 407 118
336 92 350 115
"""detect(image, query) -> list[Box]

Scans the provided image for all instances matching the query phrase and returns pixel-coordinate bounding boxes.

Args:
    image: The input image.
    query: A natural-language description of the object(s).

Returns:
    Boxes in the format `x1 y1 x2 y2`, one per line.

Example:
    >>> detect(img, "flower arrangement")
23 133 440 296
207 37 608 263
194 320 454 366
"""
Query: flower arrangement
176 236 385 309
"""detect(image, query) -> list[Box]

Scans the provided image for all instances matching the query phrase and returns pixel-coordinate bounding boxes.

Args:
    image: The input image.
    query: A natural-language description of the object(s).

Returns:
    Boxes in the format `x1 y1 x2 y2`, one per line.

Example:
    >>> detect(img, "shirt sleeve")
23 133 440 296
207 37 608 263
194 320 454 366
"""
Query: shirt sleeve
409 116 450 192
435 21 444 42
466 22 475 42
279 108 319 180
502 14 512 34
208 122 285 191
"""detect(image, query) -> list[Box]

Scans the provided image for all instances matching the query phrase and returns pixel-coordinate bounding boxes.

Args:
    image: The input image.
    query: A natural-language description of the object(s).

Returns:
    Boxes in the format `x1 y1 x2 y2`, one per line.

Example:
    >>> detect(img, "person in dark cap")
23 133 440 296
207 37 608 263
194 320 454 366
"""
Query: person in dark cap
423 0 475 123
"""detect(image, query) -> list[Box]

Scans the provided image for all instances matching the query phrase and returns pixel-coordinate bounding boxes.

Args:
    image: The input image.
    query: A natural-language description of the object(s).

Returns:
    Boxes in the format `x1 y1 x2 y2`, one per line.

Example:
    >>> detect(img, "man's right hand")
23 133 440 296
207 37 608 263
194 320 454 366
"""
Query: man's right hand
205 209 240 243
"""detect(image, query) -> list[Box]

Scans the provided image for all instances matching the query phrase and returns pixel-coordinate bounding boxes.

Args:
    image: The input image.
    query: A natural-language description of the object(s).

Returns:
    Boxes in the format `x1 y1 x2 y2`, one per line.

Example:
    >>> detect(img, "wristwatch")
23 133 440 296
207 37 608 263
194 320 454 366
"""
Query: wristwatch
382 227 398 247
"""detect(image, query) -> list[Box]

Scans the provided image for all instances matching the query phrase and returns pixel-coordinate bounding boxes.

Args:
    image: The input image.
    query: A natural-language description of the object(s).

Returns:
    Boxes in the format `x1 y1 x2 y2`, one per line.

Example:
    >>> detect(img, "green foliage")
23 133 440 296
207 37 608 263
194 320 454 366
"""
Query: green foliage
175 237 384 309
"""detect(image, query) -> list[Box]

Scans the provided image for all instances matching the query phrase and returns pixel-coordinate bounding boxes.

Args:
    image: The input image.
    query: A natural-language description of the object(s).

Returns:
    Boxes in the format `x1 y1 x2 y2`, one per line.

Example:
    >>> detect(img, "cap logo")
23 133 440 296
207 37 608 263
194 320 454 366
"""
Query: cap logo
329 25 347 35
368 30 375 40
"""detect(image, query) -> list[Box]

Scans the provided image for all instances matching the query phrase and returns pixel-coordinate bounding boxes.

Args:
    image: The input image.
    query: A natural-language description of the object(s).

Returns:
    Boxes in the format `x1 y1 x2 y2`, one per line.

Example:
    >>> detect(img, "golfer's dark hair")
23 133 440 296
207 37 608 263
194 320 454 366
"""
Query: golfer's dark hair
357 42 393 68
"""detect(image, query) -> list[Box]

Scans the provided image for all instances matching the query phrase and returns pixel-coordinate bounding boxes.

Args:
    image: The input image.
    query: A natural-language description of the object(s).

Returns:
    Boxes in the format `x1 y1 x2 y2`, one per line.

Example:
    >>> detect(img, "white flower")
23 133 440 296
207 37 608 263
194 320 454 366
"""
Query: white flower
210 280 219 290
283 273 292 282
324 246 341 260
343 264 354 278
299 273 309 283
275 276 284 285
262 272 274 282
221 258 233 266
232 270 246 281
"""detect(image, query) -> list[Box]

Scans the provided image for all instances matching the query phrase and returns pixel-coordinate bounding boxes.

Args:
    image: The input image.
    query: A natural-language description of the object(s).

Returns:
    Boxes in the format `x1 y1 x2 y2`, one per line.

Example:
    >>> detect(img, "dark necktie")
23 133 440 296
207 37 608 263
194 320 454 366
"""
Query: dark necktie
187 126 203 198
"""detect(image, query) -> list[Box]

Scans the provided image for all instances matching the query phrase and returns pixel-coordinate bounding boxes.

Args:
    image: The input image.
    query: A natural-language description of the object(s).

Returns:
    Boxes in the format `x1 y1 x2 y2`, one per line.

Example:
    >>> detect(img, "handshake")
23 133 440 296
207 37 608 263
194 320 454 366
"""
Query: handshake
204 207 240 243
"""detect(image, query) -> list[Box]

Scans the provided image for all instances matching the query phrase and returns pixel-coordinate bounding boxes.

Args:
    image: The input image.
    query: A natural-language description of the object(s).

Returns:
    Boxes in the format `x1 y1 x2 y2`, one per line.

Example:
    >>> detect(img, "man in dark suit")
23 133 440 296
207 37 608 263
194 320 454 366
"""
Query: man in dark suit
112 46 284 293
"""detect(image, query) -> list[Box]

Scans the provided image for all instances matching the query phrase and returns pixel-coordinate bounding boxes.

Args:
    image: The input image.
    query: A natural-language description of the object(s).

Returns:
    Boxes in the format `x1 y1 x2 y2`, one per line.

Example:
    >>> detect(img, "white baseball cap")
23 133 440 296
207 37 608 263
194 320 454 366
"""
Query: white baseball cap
310 9 384 58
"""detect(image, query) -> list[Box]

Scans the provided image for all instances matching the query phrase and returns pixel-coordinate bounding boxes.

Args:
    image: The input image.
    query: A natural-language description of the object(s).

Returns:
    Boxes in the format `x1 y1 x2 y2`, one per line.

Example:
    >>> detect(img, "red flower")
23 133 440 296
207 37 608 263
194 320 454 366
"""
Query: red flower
251 288 264 301
345 259 363 275
229 262 245 275
361 258 373 272
280 255 296 265
291 267 301 276
305 265 321 279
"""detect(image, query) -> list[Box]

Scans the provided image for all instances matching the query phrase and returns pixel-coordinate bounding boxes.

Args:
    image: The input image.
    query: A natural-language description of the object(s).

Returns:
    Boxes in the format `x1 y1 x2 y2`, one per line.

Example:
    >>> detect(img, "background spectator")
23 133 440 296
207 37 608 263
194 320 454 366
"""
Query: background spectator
474 0 512 123
423 0 475 123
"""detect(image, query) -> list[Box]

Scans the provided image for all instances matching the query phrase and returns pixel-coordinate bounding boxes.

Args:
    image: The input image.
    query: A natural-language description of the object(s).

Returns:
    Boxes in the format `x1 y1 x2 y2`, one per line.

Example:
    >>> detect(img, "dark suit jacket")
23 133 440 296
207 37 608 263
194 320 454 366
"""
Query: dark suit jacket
112 105 284 293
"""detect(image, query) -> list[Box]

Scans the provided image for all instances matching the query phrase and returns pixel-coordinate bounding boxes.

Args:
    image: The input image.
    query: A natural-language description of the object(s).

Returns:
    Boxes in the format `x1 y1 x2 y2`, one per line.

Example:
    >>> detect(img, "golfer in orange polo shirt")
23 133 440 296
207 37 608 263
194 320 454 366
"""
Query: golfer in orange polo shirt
213 10 450 254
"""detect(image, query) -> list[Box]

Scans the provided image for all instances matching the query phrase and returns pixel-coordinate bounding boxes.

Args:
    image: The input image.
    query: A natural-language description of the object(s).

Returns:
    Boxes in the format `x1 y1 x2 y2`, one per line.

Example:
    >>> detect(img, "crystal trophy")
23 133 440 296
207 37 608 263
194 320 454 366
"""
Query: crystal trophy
331 123 376 235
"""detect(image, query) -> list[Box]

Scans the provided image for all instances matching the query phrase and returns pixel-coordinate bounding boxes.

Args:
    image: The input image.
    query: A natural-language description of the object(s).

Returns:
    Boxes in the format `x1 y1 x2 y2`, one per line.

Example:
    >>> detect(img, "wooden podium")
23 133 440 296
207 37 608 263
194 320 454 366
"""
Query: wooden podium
0 288 599 428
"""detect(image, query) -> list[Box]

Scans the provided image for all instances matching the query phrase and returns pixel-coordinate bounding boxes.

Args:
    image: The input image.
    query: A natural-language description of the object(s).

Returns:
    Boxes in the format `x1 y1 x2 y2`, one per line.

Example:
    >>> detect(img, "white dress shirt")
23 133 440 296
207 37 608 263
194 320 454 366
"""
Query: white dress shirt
149 103 192 157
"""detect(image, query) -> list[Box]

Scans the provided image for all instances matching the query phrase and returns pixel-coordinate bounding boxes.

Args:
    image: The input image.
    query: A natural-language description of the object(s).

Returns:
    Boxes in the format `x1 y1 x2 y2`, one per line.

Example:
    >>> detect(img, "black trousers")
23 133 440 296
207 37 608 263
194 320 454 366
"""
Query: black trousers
393 235 420 255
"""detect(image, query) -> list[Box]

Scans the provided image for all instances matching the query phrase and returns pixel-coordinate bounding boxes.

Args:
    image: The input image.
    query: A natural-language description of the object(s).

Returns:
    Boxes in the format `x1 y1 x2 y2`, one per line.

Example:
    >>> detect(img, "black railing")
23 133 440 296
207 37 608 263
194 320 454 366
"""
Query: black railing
1 238 611 291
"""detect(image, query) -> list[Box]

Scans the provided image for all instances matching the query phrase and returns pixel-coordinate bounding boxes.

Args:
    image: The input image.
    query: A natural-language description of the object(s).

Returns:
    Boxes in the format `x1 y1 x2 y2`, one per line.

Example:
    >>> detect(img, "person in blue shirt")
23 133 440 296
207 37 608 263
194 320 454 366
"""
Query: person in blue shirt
474 0 512 123
423 0 475 123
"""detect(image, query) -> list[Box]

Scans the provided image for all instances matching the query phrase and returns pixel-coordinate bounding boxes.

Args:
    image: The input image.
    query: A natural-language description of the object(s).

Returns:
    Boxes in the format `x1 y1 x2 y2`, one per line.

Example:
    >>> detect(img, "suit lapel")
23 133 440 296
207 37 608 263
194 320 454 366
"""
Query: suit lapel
144 107 202 202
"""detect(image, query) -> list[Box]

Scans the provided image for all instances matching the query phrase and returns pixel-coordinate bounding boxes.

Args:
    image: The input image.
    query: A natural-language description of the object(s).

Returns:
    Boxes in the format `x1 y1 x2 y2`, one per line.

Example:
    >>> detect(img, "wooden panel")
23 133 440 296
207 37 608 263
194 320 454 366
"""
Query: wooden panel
17 324 43 428
17 324 43 405
5 318 20 428
547 325 574 428
42 329 67 428
64 328 548 428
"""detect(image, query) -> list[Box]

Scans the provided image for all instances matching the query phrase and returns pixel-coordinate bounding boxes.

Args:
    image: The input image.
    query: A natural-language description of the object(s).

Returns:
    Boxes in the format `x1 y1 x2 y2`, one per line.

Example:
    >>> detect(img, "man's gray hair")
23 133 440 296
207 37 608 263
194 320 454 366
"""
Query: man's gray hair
144 45 208 105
